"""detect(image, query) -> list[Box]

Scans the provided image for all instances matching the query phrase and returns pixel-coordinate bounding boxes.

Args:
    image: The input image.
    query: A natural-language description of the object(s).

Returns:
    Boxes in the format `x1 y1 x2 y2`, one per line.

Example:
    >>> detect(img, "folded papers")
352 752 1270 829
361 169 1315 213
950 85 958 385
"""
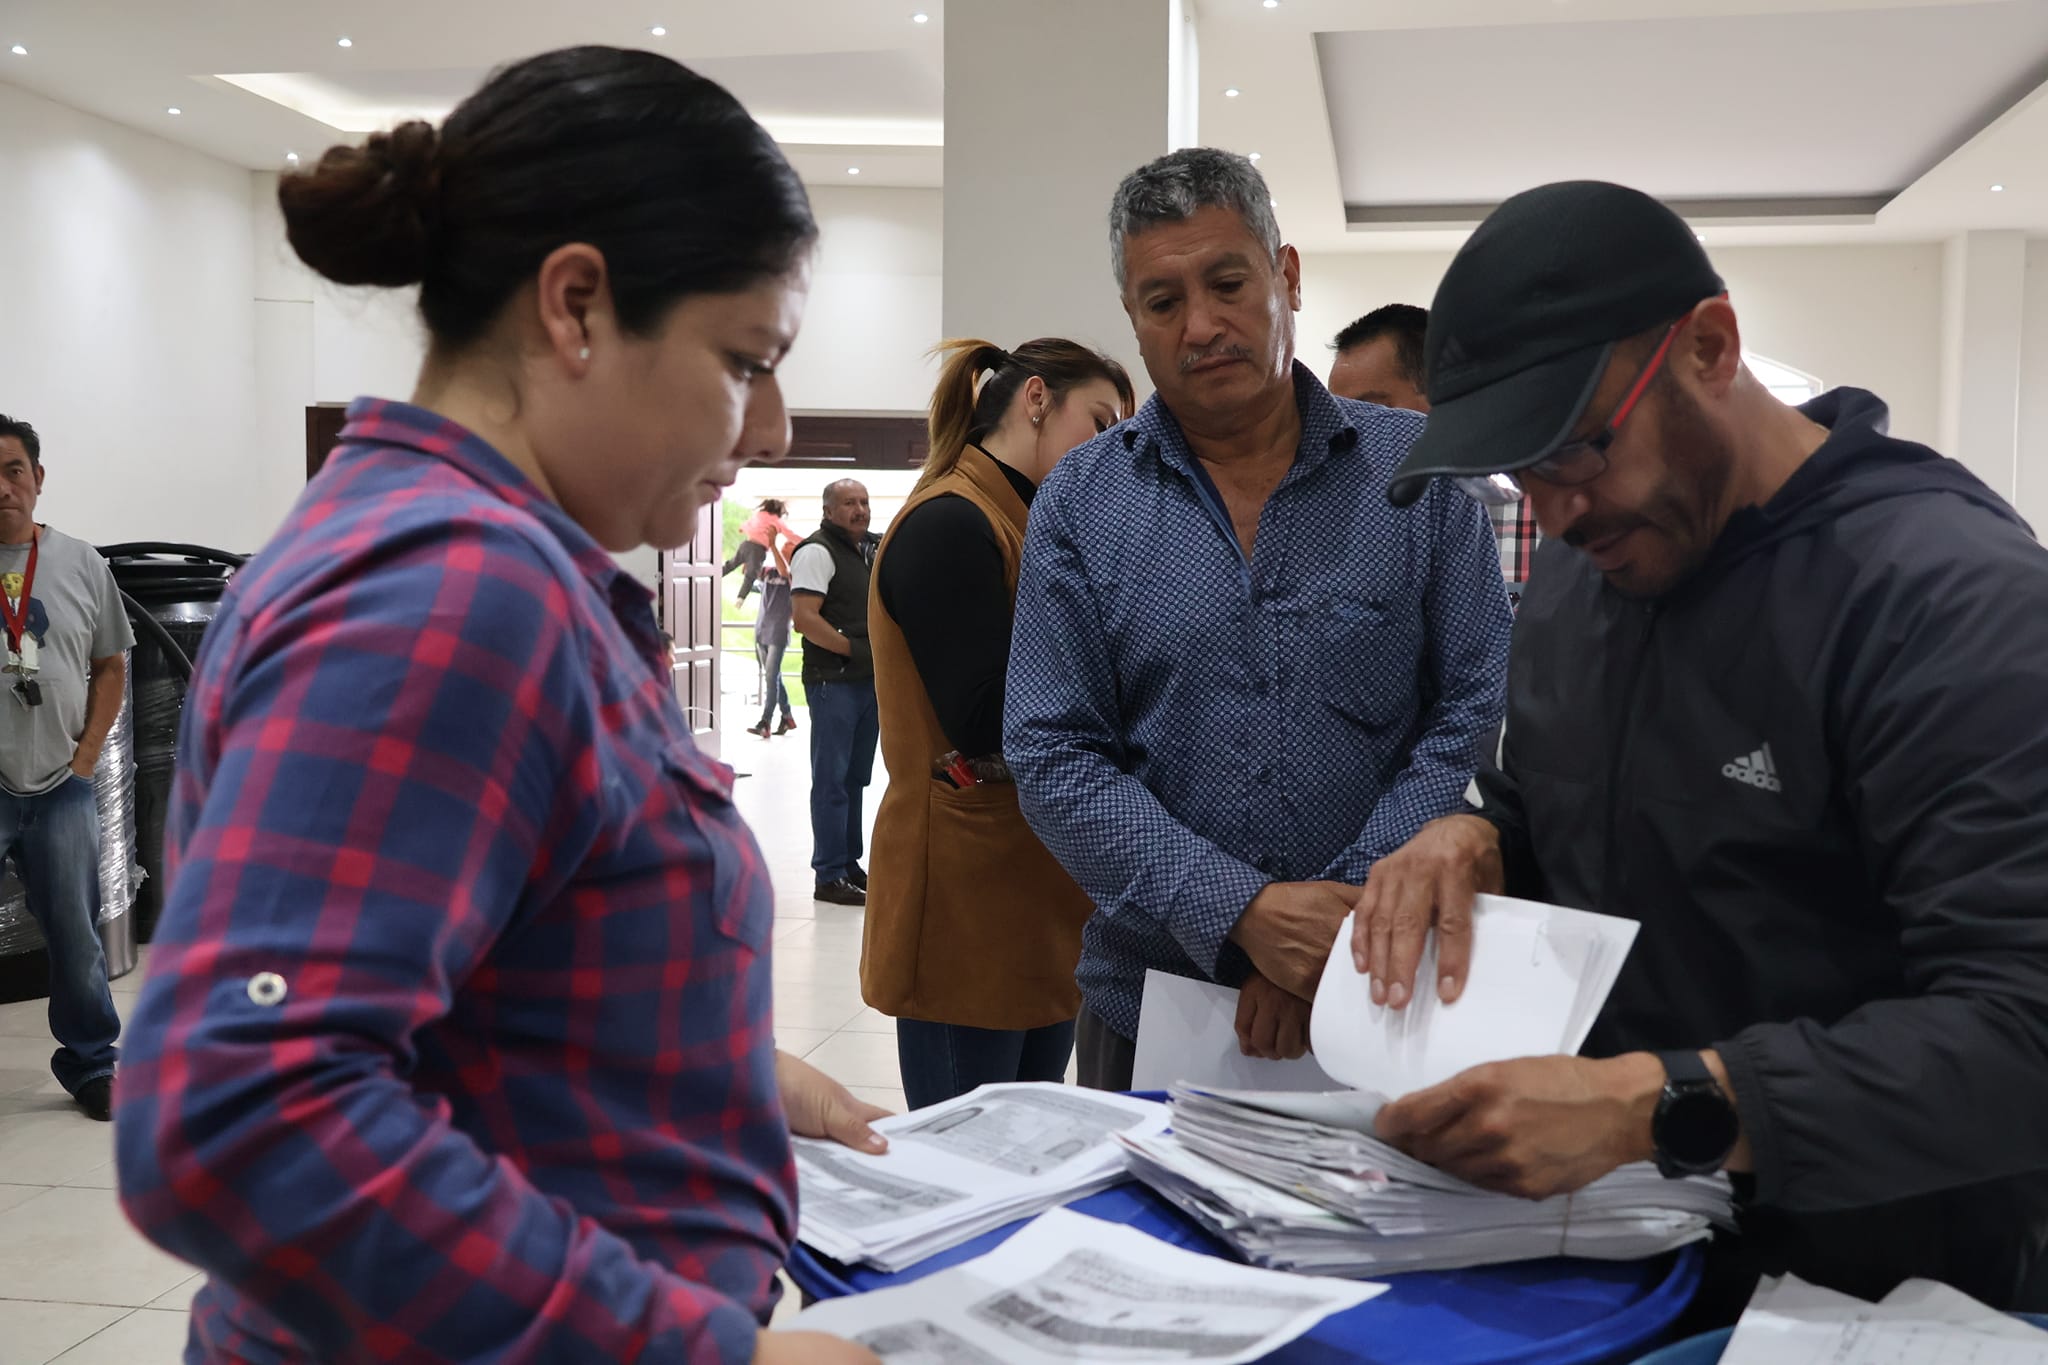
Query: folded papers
1120 1085 1731 1276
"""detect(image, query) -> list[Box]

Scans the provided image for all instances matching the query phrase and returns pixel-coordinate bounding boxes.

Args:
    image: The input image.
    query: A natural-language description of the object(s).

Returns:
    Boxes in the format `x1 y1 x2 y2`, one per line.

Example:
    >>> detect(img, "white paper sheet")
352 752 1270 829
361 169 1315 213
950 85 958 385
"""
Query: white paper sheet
794 1207 1385 1364
1132 970 1339 1093
796 1083 1171 1271
1721 1274 2048 1364
1309 895 1640 1097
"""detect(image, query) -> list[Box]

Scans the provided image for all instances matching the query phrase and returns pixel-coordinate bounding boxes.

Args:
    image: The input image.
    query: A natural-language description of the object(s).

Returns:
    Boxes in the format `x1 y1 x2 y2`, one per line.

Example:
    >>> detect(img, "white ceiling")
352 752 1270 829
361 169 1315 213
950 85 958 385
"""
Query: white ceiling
1318 4 2048 207
4 0 2046 248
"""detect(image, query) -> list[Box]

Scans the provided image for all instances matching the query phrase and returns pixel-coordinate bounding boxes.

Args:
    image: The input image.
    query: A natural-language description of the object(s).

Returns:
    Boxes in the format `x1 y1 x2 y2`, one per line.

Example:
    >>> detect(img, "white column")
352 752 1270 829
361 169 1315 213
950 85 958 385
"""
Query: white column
942 0 1186 392
2016 239 2048 535
1938 230 2026 501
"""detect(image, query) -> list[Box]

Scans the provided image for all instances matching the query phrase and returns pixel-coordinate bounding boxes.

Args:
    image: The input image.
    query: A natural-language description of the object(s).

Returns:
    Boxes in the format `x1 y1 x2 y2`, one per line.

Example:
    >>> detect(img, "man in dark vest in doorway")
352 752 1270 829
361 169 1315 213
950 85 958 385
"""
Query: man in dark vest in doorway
790 479 879 906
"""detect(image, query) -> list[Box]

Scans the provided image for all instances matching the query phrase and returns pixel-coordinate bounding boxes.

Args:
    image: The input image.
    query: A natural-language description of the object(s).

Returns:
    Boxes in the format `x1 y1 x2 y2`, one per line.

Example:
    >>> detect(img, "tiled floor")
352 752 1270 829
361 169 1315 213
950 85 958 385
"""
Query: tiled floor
0 700 932 1360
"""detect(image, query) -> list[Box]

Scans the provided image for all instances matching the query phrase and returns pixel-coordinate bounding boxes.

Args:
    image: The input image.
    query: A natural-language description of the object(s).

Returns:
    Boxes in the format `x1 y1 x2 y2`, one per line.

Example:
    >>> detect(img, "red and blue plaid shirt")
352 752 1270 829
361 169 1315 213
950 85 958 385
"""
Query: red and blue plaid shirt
114 400 793 1364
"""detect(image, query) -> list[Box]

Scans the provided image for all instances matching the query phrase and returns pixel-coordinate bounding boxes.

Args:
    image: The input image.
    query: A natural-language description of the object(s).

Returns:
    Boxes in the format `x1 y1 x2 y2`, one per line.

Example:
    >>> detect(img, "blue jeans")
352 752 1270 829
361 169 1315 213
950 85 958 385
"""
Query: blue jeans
807 678 878 883
756 638 792 730
896 1018 1078 1110
0 776 120 1095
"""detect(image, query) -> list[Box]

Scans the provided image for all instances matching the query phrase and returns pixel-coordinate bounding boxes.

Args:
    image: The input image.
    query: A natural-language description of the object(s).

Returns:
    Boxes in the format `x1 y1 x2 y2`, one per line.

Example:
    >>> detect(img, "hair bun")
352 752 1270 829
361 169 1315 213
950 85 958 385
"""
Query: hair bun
278 119 441 287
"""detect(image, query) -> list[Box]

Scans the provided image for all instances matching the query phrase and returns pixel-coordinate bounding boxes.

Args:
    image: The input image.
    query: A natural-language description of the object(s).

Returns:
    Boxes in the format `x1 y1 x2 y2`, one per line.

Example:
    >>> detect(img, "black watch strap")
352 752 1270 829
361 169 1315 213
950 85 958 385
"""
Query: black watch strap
1655 1049 1713 1086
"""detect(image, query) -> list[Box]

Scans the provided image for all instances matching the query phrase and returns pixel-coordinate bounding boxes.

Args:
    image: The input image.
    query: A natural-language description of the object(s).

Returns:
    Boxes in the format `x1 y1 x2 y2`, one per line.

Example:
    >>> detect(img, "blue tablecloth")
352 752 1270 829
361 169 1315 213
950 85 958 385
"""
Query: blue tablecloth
788 1180 1703 1364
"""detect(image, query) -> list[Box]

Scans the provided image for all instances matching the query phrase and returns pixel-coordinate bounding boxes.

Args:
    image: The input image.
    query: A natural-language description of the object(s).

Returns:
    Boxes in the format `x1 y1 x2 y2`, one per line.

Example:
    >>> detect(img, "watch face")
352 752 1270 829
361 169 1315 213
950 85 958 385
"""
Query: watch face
1660 1086 1741 1168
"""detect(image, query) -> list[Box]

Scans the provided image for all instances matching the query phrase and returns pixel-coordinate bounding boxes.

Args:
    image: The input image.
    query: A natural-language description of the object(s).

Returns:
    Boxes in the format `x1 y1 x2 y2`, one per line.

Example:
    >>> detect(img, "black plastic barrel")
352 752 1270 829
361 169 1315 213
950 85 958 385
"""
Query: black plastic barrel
102 544 241 942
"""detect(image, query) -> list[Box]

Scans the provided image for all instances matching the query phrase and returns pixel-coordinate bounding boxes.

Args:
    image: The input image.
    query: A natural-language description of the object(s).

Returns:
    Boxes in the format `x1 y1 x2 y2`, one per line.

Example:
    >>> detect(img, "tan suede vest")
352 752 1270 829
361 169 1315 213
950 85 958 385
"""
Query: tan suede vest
859 446 1091 1029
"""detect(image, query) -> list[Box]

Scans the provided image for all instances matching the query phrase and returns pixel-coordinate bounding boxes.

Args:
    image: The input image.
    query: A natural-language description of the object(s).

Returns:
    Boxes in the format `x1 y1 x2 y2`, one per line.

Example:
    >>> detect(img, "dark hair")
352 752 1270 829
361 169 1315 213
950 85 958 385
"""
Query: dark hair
920 338 1135 491
760 498 788 517
1333 304 1429 388
0 414 40 468
278 46 817 350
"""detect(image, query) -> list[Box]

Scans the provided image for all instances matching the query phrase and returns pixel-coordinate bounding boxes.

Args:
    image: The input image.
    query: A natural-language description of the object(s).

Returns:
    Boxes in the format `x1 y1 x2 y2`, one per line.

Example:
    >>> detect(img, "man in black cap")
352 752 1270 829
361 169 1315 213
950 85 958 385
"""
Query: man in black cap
1351 180 2048 1317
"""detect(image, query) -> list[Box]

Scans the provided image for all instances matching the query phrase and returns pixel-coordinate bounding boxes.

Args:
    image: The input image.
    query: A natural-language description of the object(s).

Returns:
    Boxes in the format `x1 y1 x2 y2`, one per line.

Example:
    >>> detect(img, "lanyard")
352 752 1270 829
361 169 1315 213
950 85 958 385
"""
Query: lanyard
1 528 38 652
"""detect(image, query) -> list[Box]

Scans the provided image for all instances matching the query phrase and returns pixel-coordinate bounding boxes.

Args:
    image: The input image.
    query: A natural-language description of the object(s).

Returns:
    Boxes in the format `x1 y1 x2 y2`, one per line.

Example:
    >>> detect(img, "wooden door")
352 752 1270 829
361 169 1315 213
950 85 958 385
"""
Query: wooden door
662 500 722 758
305 404 349 479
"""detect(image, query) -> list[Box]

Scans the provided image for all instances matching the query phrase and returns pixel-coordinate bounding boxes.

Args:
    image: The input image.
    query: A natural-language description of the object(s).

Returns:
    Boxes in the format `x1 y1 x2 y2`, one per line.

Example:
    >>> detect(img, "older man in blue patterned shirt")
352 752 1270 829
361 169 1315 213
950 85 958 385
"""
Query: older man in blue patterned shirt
1006 149 1512 1090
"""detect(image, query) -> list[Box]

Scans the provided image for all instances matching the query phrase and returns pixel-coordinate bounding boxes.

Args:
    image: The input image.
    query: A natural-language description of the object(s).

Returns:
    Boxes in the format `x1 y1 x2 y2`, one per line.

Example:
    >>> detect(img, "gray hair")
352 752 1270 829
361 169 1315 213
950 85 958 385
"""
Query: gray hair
822 477 865 505
1108 148 1281 289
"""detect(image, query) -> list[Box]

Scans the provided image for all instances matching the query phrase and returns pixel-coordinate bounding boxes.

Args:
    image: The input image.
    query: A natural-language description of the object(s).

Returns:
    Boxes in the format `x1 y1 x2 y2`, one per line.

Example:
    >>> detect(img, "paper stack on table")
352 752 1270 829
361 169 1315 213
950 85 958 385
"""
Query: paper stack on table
795 1082 1170 1272
1117 895 1734 1276
1720 1273 2048 1364
1124 1086 1729 1276
795 1206 1385 1364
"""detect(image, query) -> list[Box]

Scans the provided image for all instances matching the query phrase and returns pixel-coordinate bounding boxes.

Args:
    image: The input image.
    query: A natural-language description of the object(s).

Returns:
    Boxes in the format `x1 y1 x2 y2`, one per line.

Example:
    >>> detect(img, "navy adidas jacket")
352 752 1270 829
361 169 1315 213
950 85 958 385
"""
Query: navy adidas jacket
1478 388 2048 1308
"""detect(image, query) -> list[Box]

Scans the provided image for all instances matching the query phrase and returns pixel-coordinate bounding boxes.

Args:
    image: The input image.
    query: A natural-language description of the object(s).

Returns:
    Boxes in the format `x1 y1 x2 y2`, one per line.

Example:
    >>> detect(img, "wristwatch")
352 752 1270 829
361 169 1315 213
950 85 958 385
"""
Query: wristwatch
1651 1050 1740 1178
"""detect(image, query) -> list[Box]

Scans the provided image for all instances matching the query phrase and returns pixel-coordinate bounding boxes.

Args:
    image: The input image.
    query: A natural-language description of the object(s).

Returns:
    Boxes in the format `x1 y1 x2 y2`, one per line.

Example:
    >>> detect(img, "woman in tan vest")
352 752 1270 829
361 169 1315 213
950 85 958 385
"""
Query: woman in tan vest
864 338 1134 1108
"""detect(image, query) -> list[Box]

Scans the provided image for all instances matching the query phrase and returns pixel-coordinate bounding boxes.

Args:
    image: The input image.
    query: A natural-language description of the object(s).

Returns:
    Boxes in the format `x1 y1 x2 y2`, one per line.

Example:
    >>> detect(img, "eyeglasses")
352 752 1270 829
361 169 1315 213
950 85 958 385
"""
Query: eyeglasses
1454 315 1686 507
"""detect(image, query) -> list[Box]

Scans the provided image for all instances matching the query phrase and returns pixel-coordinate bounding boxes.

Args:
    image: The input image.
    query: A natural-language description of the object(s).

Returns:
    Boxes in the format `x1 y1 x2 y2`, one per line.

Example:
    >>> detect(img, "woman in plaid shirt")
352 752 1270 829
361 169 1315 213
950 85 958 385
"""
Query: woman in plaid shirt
114 48 882 1365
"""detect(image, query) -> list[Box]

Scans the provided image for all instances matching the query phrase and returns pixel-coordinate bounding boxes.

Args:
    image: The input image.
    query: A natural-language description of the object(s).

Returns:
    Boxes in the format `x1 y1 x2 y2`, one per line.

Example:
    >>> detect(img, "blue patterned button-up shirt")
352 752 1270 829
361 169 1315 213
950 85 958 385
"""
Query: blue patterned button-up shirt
1005 362 1513 1040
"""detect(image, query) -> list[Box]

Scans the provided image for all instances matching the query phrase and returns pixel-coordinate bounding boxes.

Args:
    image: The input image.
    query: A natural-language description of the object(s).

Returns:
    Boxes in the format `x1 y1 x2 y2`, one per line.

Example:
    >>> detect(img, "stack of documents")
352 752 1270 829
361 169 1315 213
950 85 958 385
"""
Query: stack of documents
796 1083 1170 1272
1117 895 1733 1276
1123 1085 1730 1276
1720 1273 2048 1364
796 1206 1384 1364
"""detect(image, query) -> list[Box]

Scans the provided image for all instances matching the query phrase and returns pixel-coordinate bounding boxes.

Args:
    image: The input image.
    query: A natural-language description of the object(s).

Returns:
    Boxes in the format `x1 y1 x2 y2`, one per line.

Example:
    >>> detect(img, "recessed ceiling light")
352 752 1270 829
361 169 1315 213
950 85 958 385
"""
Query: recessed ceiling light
1269 197 1278 207
1248 151 1262 162
847 166 862 175
1224 87 1241 97
1694 231 1705 242
1992 183 2006 192
286 152 300 163
650 25 666 36
9 45 25 56
1263 0 1280 8
167 107 182 115
913 11 930 22
336 36 352 48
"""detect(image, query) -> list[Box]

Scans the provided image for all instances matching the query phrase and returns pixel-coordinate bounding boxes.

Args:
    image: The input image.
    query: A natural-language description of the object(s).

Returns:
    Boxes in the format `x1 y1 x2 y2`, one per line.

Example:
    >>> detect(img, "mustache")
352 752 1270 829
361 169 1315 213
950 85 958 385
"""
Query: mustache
1179 343 1254 374
1562 515 1648 550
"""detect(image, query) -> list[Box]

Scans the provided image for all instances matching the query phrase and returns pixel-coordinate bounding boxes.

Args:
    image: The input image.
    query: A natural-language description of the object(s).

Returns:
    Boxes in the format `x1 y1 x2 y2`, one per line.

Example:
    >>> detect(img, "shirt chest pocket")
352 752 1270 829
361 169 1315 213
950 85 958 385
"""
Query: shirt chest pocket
658 740 774 955
1317 593 1423 730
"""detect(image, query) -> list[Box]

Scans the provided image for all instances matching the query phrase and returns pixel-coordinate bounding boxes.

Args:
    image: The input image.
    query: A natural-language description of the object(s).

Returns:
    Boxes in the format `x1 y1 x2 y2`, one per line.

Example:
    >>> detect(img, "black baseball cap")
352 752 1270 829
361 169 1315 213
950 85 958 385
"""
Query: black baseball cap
1386 181 1725 507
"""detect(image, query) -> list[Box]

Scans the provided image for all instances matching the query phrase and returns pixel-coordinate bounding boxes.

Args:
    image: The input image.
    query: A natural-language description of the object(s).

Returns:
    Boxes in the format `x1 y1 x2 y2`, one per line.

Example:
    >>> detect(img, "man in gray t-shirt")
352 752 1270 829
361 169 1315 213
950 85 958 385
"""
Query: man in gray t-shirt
0 415 131 1121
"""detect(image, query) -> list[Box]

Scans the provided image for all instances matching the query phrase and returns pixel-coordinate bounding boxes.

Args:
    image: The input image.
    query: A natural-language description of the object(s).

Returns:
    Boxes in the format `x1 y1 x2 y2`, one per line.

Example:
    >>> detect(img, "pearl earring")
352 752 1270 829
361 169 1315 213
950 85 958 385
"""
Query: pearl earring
1032 414 1042 427
578 346 591 361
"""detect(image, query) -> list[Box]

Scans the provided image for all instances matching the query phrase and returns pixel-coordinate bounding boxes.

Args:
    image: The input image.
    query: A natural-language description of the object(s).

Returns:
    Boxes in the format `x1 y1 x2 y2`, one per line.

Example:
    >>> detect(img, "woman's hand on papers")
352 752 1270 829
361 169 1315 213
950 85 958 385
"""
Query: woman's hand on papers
754 1330 884 1365
1235 971 1313 1059
777 1049 894 1153
1351 814 1505 1009
1373 1052 1664 1199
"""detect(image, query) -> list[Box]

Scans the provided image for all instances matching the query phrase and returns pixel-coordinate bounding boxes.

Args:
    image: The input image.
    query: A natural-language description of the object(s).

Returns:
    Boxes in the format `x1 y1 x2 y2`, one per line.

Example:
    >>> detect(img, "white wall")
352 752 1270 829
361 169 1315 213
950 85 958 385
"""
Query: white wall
781 186 943 414
255 177 946 417
1298 242 1945 447
0 81 274 549
2017 238 2048 534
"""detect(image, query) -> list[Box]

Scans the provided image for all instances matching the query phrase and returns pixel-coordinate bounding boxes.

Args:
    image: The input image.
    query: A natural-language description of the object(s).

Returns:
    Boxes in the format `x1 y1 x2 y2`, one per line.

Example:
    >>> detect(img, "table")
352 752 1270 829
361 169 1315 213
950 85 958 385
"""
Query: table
789 1179 1702 1364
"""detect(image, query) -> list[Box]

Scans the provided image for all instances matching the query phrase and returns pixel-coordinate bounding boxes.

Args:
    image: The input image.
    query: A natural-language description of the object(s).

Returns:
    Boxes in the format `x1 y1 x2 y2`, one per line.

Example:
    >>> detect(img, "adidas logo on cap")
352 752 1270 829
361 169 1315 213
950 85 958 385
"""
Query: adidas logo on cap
1722 742 1782 793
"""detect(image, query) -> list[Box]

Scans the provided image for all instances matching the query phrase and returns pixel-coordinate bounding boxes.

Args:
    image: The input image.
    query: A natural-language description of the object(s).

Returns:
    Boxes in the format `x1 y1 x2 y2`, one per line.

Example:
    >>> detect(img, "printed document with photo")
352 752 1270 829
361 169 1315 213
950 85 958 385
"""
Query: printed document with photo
795 1206 1384 1364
